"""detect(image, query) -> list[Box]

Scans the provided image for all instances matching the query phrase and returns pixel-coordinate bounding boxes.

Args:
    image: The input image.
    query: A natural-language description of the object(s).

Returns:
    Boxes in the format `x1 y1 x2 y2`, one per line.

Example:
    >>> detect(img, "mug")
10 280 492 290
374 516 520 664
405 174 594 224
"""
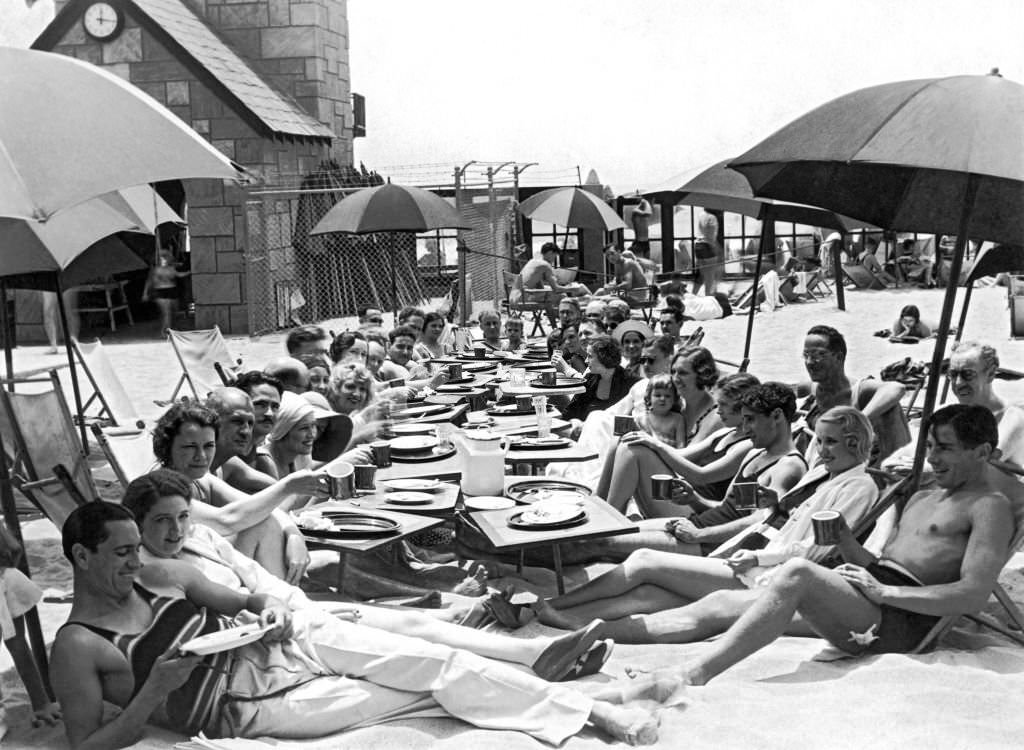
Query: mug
353 464 377 491
613 415 636 436
733 482 760 512
651 474 675 501
812 510 844 545
447 363 463 380
326 462 355 499
370 440 392 468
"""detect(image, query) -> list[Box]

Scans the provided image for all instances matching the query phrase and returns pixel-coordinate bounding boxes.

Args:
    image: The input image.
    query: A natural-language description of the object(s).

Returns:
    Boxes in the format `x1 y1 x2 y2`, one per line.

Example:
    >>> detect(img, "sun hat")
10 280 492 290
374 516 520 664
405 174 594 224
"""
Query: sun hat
301 391 341 420
270 391 339 441
610 319 654 343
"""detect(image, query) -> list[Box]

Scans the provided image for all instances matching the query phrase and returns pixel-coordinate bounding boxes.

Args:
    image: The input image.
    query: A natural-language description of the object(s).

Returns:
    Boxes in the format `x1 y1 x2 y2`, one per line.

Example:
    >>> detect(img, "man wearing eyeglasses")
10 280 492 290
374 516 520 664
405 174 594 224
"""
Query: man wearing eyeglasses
946 340 1024 467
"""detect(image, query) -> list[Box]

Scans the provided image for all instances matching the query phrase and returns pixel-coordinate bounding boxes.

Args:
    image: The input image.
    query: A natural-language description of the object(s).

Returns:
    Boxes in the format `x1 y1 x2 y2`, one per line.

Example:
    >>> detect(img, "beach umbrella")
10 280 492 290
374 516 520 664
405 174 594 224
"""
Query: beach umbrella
730 71 1024 481
0 48 245 221
519 187 627 231
310 183 470 317
646 159 876 367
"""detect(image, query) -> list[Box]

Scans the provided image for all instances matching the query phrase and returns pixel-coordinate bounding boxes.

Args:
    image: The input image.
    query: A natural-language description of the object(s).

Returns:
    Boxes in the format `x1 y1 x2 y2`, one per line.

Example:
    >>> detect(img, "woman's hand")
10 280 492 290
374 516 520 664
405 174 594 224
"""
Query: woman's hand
30 702 62 727
620 430 659 451
283 533 310 585
288 470 331 499
725 550 759 574
259 603 293 642
551 350 569 374
666 517 704 543
428 368 449 389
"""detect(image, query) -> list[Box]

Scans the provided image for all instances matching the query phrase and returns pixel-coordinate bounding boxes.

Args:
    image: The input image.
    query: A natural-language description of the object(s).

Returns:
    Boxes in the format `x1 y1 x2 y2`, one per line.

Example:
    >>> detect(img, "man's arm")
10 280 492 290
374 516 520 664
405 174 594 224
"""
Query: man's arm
220 456 275 493
857 378 905 421
189 471 325 535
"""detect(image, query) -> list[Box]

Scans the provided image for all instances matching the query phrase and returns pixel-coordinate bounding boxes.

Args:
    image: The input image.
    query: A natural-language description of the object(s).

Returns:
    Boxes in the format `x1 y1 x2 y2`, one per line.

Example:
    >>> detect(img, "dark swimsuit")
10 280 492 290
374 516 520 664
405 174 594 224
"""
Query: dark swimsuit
861 562 942 653
688 427 747 502
57 585 231 735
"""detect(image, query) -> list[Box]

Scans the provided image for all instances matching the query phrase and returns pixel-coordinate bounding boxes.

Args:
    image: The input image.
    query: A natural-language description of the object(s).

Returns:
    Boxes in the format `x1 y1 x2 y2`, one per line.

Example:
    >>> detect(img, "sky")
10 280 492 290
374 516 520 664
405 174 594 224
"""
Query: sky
4 0 1023 193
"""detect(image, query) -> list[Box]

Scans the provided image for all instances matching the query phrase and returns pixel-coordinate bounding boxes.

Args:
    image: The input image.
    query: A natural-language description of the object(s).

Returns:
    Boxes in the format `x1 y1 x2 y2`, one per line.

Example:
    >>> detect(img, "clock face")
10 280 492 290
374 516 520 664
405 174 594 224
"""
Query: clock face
83 2 123 40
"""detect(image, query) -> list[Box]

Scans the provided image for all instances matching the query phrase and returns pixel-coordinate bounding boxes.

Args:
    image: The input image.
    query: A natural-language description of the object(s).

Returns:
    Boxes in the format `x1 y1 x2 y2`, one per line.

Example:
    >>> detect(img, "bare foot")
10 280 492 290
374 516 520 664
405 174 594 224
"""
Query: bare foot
533 598 586 630
589 701 660 746
590 673 687 706
452 565 489 596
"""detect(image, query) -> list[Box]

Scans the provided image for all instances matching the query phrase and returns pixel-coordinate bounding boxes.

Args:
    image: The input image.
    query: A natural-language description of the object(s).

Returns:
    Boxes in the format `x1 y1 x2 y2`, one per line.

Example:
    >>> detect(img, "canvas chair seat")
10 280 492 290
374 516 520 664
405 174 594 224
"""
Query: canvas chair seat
90 423 158 489
842 263 887 290
501 270 549 337
72 337 143 428
616 285 658 323
166 326 242 402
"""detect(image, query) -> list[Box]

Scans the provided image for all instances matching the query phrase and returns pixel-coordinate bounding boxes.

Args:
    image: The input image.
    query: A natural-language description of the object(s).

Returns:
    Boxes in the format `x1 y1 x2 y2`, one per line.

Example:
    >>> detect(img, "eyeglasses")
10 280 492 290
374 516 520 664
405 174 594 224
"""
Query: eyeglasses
638 356 654 365
366 317 383 325
947 368 979 382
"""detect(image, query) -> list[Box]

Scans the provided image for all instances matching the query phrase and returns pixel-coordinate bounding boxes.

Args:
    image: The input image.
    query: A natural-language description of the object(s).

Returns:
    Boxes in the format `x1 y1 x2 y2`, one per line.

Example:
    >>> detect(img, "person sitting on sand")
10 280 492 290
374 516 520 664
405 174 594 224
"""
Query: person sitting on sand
51 501 670 749
154 401 323 582
795 325 907 466
123 469 614 683
616 404 1013 691
533 407 878 642
891 304 932 339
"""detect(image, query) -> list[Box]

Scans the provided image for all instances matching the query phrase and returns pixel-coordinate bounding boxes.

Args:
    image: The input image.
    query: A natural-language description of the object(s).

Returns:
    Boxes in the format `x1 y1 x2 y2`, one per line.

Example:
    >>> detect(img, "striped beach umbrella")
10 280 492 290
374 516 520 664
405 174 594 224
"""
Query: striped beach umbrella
519 187 626 231
310 182 468 235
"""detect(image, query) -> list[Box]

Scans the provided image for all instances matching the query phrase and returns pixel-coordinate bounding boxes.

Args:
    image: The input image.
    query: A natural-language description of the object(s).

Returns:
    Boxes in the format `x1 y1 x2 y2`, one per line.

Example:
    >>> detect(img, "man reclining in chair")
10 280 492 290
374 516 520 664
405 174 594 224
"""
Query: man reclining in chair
616 403 1012 692
51 502 670 749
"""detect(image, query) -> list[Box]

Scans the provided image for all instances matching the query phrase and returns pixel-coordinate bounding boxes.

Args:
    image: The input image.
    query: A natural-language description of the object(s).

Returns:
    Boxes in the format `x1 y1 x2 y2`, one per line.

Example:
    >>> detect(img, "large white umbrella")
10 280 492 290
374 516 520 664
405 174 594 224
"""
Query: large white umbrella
0 47 246 221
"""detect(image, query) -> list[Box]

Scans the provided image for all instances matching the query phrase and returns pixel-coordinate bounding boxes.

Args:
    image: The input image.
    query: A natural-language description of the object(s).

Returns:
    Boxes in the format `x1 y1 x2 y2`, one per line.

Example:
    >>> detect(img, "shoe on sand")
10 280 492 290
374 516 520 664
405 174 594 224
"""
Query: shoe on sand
532 619 606 681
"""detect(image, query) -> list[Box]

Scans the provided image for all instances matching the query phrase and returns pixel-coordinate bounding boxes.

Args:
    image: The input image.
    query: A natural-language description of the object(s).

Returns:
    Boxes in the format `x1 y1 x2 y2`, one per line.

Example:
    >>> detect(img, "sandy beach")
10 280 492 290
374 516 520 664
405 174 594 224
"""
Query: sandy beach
3 283 1024 749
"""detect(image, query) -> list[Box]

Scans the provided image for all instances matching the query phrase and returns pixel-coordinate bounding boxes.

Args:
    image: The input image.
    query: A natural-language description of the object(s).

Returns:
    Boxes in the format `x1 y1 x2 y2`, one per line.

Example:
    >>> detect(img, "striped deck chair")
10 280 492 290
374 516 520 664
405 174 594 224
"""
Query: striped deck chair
72 338 143 429
165 326 242 403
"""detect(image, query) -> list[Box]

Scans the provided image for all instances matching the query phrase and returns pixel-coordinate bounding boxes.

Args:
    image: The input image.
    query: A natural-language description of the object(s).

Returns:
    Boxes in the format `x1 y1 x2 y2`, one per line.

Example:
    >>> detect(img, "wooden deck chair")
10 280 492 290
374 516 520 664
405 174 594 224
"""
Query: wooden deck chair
90 423 158 490
501 270 549 337
165 326 242 402
677 327 706 349
0 371 98 529
72 338 144 429
616 285 658 324
842 263 886 290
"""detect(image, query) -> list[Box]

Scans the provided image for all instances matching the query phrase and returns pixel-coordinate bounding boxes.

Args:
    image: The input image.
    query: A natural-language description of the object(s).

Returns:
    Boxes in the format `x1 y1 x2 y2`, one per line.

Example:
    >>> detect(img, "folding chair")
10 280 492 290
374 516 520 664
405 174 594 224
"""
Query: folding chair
72 338 144 429
90 423 158 490
0 371 98 529
842 263 887 290
616 285 658 324
501 270 549 337
165 326 242 402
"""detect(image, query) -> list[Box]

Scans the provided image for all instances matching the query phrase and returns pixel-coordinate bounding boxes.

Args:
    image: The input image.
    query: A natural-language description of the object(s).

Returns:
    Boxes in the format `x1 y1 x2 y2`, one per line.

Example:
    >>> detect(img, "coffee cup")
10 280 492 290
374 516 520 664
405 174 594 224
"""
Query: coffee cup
516 395 534 411
538 369 557 386
467 391 487 411
353 464 376 491
651 474 675 501
447 363 463 380
613 415 635 436
733 482 760 512
326 461 355 499
473 345 487 359
812 510 844 545
370 440 392 468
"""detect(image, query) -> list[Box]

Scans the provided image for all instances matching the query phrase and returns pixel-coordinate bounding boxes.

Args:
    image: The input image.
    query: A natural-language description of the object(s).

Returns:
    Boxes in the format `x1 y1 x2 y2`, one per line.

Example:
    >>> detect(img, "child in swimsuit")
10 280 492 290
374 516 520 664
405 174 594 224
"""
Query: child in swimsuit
636 374 686 448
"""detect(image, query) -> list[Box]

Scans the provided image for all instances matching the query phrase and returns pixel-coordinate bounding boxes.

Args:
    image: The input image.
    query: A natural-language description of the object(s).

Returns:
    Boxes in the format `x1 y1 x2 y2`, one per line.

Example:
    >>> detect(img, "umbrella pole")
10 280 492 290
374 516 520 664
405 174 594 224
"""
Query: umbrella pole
391 234 398 322
832 240 845 311
909 175 979 484
741 211 772 370
55 276 89 451
940 281 974 403
0 282 12 386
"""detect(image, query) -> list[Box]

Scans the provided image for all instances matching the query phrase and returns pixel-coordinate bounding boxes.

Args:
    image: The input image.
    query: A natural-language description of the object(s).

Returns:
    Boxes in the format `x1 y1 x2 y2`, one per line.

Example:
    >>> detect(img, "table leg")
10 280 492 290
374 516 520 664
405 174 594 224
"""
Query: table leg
336 551 348 596
552 543 565 594
517 549 524 575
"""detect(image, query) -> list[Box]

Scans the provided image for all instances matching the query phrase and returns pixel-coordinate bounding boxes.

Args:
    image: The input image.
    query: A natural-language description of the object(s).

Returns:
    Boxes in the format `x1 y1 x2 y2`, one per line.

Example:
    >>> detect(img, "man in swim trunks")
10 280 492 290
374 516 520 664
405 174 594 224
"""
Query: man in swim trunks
596 245 648 296
52 503 668 748
624 403 1014 690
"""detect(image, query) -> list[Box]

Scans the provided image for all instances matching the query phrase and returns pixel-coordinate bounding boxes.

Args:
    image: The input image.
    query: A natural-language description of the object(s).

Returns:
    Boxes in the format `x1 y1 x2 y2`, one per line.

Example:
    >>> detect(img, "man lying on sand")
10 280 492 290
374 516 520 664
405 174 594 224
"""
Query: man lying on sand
621 403 1013 690
51 502 673 749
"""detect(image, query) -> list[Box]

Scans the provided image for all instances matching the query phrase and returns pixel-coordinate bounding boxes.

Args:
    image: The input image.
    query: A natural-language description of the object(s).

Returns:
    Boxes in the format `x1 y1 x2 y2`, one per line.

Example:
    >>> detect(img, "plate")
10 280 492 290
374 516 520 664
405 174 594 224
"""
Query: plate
465 495 516 511
507 508 588 530
462 361 498 373
424 393 466 405
179 623 274 655
304 513 403 538
381 478 441 492
445 375 478 385
389 435 439 452
384 491 435 505
506 479 592 505
389 423 436 436
393 403 448 418
528 376 586 389
509 436 571 450
391 444 457 463
436 384 474 393
487 403 555 417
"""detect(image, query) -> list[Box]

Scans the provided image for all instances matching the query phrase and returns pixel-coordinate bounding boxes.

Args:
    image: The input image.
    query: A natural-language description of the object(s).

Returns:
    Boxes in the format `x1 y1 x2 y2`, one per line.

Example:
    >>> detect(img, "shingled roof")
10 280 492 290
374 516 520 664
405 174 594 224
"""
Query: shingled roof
34 0 335 142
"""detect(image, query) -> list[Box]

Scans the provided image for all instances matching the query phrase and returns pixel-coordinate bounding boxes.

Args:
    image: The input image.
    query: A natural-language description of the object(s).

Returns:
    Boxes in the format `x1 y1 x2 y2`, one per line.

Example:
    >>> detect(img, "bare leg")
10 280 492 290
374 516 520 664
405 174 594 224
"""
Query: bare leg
648 558 881 686
234 515 287 578
602 588 763 645
536 584 690 630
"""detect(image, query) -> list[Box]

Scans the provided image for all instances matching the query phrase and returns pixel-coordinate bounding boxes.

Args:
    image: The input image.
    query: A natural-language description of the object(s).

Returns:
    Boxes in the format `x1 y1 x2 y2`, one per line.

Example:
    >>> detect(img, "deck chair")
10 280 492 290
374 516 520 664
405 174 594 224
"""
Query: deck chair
677 327 706 349
90 423 158 489
0 371 97 529
72 338 144 429
616 285 658 323
842 263 887 290
501 270 549 337
552 267 578 285
165 326 242 402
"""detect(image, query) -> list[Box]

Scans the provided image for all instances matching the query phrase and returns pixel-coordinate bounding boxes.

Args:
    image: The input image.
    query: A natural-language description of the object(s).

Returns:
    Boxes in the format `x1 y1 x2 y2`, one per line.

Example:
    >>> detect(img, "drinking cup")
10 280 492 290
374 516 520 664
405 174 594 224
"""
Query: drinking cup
516 395 534 411
812 510 844 545
733 482 760 512
474 345 487 359
538 369 557 386
370 440 392 468
467 391 487 411
353 464 377 491
435 423 454 452
651 474 675 501
326 462 355 499
448 363 463 380
510 367 527 386
613 415 636 436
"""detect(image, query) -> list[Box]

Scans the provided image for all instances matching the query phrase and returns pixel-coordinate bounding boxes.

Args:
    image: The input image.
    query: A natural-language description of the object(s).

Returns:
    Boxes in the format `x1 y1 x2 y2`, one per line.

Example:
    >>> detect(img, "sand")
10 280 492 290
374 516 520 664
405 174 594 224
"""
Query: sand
3 284 1024 748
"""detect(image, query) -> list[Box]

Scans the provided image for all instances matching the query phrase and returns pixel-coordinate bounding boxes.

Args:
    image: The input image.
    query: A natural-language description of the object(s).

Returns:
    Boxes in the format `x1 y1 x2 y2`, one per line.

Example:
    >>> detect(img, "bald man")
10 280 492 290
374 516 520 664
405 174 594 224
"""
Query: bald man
264 357 310 394
205 388 277 493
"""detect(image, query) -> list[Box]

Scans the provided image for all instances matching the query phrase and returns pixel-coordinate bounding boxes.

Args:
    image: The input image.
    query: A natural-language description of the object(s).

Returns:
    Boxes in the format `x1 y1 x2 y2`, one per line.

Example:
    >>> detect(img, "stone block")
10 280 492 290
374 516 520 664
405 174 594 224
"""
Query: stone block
141 28 174 61
229 305 250 334
192 118 211 135
234 137 266 166
167 80 190 105
219 3 269 29
135 81 166 104
190 237 218 273
221 29 262 59
193 274 241 305
268 0 290 25
216 235 239 254
290 3 322 26
261 27 317 58
210 116 258 141
269 249 286 272
294 80 321 99
224 182 249 207
190 206 235 236
187 178 226 208
168 105 192 123
130 59 191 83
212 139 236 159
101 62 130 81
74 44 103 65
190 83 225 118
195 304 231 332
58 18 87 45
217 251 244 273
279 58 306 75
103 27 143 63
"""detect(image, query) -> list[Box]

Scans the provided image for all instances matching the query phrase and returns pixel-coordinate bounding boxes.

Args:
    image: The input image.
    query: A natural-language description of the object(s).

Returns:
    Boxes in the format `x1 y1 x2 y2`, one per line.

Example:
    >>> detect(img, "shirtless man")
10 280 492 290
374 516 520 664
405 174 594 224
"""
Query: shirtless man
51 503 669 749
796 325 907 464
597 245 648 295
626 403 1014 688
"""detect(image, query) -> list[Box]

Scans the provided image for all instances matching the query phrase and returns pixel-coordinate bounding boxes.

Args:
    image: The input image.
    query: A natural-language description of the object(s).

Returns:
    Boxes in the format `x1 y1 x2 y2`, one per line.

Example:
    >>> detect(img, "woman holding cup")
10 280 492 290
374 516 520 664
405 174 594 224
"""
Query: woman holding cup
532 406 879 643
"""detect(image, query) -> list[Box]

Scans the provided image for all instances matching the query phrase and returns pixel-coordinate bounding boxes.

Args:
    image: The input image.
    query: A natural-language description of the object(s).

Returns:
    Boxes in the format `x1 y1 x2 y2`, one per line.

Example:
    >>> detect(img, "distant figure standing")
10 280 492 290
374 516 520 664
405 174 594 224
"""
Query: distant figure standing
41 289 80 354
630 193 653 258
694 209 721 296
143 248 190 334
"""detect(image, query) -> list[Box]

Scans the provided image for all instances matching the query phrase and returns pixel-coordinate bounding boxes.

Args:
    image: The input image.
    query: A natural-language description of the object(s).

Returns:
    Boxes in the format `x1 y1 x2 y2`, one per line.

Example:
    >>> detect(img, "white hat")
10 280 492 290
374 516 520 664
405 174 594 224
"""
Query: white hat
611 319 655 343
825 232 842 243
